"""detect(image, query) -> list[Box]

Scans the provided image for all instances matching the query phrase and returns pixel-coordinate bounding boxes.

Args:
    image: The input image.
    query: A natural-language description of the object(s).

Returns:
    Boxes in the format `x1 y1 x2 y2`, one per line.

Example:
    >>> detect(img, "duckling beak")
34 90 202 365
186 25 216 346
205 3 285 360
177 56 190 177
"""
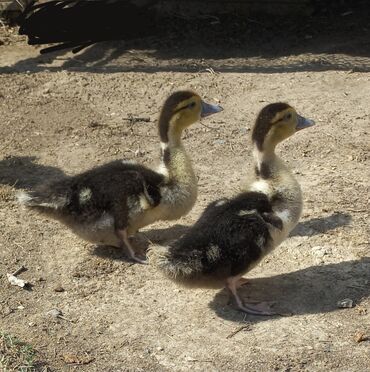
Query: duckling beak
296 115 315 131
200 101 223 118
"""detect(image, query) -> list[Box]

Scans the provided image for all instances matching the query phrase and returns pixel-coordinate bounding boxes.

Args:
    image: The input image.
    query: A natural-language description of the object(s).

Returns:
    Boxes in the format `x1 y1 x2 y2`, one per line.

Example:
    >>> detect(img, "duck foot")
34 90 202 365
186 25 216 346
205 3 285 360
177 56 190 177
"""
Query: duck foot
236 277 249 288
235 301 276 316
116 229 148 265
226 276 277 316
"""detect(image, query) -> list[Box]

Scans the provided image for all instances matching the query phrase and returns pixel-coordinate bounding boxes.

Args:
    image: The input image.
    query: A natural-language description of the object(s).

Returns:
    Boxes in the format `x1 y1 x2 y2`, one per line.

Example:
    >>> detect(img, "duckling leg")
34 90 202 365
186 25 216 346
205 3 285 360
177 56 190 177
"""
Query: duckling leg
236 277 249 288
116 229 147 265
226 276 276 316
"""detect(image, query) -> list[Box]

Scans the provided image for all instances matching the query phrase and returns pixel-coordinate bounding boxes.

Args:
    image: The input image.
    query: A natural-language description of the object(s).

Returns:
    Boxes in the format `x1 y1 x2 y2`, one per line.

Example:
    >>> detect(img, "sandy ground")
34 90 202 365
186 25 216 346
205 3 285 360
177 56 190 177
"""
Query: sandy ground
0 9 369 371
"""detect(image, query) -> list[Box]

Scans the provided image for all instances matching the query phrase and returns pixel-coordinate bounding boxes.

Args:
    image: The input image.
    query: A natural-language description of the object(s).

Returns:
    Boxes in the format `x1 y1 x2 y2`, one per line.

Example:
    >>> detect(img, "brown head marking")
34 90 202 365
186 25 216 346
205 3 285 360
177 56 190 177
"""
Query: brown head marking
158 91 197 143
252 102 291 151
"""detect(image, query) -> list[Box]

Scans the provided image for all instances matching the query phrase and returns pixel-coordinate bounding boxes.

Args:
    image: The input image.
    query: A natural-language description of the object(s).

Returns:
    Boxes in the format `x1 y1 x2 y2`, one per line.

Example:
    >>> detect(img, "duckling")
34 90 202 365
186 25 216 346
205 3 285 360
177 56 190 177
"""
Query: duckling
17 91 223 264
151 102 314 315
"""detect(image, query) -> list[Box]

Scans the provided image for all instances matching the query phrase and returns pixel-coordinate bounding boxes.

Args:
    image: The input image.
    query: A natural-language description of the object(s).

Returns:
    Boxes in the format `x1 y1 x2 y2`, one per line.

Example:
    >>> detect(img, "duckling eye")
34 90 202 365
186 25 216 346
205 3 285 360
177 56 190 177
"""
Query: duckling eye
188 102 196 109
285 113 292 120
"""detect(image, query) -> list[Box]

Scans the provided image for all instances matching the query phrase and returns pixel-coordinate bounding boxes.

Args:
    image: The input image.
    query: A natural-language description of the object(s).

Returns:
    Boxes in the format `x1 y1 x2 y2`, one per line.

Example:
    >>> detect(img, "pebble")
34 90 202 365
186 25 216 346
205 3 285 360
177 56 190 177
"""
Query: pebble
47 308 63 318
311 246 331 257
54 285 65 292
337 298 353 308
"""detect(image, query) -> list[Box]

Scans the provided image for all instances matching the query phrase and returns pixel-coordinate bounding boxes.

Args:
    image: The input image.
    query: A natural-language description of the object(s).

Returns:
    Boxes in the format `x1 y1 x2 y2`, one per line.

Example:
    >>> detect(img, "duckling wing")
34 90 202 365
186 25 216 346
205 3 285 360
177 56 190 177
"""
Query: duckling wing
18 160 164 226
156 192 276 282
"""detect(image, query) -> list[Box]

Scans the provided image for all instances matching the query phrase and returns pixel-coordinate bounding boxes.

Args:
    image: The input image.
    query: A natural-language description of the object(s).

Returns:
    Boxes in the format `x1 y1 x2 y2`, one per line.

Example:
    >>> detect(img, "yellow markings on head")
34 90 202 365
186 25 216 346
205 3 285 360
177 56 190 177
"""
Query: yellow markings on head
169 94 202 136
265 107 298 148
271 107 295 125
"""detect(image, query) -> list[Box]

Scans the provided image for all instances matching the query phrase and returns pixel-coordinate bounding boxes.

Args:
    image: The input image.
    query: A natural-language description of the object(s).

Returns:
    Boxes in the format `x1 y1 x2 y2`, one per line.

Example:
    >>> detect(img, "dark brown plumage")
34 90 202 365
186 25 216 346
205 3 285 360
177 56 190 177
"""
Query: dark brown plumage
158 91 195 143
152 102 315 315
252 102 291 151
18 90 223 263
155 192 277 282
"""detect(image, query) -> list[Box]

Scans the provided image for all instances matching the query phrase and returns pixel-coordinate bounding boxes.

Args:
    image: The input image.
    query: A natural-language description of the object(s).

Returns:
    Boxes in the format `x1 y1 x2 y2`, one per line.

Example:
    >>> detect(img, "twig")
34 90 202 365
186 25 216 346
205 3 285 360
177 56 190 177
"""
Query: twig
345 208 367 213
199 121 218 131
57 315 74 323
226 324 251 339
12 265 27 276
123 116 150 124
229 141 236 155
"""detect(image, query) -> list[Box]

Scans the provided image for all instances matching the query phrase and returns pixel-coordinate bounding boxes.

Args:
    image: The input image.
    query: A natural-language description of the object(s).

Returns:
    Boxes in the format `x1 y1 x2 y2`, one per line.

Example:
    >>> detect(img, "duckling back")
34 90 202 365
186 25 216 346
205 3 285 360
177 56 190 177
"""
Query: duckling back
151 192 280 288
17 160 163 246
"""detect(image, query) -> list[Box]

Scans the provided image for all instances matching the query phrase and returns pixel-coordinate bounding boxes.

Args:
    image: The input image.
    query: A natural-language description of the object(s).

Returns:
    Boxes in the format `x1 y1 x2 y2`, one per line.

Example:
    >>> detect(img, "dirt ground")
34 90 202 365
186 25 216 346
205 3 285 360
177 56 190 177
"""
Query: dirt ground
0 7 369 371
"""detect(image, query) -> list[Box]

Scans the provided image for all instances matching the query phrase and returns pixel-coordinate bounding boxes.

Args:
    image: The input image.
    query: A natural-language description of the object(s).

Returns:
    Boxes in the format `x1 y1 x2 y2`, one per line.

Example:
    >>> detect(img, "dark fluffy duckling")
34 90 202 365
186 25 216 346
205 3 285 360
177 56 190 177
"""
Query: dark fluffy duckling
18 91 223 264
151 103 314 314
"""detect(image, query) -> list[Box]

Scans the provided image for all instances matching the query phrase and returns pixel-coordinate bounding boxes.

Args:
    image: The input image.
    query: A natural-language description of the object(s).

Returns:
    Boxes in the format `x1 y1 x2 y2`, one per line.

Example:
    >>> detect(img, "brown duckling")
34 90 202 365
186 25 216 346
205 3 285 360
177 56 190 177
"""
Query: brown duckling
18 91 223 264
151 102 314 314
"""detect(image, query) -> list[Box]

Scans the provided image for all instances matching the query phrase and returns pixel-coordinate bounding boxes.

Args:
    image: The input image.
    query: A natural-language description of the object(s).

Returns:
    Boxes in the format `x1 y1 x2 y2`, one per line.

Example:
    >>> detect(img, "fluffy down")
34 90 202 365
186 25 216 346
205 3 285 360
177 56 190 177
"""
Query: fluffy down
151 192 281 287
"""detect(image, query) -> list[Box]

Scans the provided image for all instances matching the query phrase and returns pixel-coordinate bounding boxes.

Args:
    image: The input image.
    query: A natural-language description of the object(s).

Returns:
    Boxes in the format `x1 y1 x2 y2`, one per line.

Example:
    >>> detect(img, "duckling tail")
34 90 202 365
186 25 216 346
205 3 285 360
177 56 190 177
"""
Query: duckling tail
148 245 202 280
17 189 68 210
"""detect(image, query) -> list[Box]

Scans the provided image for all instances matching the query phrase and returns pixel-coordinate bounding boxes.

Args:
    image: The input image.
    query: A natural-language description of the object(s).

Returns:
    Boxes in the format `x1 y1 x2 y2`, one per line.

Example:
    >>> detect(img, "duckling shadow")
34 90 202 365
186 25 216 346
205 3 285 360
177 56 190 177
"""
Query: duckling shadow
209 258 370 323
140 224 190 245
90 245 129 262
91 224 189 261
290 212 352 237
0 156 65 189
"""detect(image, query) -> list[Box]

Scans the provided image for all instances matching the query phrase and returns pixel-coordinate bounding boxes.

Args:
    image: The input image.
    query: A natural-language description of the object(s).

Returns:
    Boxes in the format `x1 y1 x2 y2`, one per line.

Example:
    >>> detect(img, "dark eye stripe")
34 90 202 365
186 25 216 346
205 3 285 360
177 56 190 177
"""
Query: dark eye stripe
273 117 284 124
173 104 191 114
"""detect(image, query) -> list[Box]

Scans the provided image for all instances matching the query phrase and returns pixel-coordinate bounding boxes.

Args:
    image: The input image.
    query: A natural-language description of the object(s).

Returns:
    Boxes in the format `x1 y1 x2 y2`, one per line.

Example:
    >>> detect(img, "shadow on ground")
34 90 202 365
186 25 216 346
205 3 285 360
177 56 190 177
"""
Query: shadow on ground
0 156 65 189
91 224 189 262
291 212 352 237
1 3 370 74
209 257 370 323
92 211 352 261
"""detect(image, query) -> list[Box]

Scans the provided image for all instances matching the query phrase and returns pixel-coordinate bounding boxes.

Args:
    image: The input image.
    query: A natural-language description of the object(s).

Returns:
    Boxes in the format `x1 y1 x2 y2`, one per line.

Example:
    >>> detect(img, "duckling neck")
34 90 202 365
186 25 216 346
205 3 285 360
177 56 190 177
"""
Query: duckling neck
253 145 277 173
250 143 302 231
159 124 194 176
155 129 197 219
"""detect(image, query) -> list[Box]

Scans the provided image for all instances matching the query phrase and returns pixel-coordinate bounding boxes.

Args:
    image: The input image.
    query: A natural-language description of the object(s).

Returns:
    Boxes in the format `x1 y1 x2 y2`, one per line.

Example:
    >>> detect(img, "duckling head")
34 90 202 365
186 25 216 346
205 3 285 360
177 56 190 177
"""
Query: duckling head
252 102 315 152
159 90 223 144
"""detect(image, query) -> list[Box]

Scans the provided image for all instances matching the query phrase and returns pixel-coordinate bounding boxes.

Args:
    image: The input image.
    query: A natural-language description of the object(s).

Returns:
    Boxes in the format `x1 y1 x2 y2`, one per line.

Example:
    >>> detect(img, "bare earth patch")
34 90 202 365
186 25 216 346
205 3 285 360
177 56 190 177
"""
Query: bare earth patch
0 14 369 371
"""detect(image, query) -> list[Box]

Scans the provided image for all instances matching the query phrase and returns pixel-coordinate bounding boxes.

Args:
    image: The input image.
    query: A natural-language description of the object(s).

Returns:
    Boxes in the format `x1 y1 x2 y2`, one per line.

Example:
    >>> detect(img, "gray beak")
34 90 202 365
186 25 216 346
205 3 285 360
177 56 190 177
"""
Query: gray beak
200 101 223 118
296 115 315 131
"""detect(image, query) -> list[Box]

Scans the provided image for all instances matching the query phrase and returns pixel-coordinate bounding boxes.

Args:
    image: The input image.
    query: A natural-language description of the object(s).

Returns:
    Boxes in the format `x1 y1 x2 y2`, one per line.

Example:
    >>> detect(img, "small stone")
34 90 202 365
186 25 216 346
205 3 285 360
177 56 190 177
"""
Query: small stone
47 308 63 318
17 305 25 310
312 246 331 258
354 332 368 343
337 299 353 308
54 285 65 292
213 139 226 145
156 346 164 351
88 121 100 128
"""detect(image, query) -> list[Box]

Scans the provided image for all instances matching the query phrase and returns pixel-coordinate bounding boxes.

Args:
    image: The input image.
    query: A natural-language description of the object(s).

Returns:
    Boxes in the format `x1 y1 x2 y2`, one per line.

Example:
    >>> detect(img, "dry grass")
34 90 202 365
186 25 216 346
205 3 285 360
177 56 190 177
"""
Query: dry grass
0 185 15 203
0 332 36 372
